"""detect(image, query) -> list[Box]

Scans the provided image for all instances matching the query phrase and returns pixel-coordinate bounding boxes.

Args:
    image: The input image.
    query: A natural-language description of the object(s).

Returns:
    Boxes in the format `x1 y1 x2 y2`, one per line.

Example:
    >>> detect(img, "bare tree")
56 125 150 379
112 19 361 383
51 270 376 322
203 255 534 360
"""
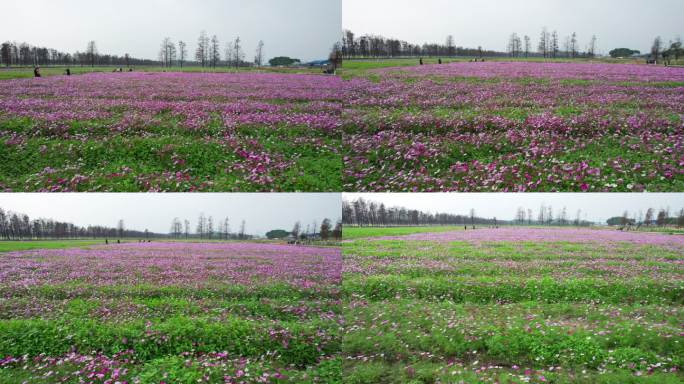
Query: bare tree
320 219 332 240
563 36 571 58
207 216 214 239
178 41 187 68
224 43 234 68
508 33 522 57
117 219 125 238
332 220 342 240
232 37 244 68
527 209 533 225
86 41 98 67
210 35 221 68
170 218 182 238
516 207 526 224
671 36 682 60
254 40 265 66
538 27 550 58
197 213 206 239
223 217 230 240
291 221 301 239
196 31 210 67
651 36 663 61
184 219 190 239
159 37 174 67
551 31 559 58
570 32 578 58
239 220 246 239
656 209 667 227
644 208 654 226
620 211 630 227
588 35 597 58
523 35 531 57
445 35 455 57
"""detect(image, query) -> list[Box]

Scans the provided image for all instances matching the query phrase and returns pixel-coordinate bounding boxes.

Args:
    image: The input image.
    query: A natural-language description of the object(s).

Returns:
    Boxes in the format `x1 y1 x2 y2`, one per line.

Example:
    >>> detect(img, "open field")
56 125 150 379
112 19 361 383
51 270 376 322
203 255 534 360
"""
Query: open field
3 60 683 192
0 239 116 252
0 241 342 383
0 71 346 191
342 227 684 383
341 61 684 192
342 226 465 240
0 66 324 80
339 57 677 76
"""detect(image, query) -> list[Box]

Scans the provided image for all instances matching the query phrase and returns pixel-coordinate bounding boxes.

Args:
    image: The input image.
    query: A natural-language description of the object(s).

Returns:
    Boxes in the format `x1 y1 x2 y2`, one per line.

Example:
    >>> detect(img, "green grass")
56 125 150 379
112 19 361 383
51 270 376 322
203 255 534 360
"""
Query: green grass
0 118 342 192
341 236 684 383
343 226 464 240
0 65 323 80
0 239 113 252
0 241 342 383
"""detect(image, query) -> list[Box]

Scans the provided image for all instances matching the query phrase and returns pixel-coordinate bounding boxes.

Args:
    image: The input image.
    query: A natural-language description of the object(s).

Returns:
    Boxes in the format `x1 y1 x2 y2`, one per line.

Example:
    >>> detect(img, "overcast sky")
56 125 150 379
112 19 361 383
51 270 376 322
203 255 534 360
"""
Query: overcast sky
0 194 341 236
2 0 341 62
344 0 683 54
344 194 684 223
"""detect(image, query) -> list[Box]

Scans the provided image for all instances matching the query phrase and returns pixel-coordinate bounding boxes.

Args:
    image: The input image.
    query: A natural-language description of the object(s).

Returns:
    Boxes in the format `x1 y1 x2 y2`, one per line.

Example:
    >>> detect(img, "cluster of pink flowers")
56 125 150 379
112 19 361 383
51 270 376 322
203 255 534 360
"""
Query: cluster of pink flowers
379 61 684 82
374 227 684 247
343 62 684 192
0 242 342 290
0 73 348 132
0 72 353 191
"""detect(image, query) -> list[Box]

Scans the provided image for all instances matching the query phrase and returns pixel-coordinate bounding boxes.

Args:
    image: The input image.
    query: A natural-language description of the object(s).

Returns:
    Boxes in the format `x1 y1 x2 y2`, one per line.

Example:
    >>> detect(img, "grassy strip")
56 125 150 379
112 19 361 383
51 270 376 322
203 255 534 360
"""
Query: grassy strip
0 240 110 252
0 316 339 366
343 226 464 240
0 65 324 80
0 282 340 301
344 361 682 384
344 301 681 368
343 276 683 304
0 356 341 384
0 296 341 321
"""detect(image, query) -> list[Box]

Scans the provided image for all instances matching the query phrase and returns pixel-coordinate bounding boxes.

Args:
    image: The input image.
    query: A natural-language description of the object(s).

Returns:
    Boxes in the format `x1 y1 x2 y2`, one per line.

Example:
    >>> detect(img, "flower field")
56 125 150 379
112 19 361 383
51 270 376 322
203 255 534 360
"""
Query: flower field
0 242 343 383
0 72 348 192
342 61 684 192
342 227 684 383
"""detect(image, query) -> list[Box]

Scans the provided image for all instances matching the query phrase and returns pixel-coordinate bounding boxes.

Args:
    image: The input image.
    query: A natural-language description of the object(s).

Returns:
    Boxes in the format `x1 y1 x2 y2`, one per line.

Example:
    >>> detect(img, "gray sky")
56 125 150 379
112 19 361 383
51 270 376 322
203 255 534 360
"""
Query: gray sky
344 194 684 223
344 0 683 54
2 0 341 62
0 194 341 236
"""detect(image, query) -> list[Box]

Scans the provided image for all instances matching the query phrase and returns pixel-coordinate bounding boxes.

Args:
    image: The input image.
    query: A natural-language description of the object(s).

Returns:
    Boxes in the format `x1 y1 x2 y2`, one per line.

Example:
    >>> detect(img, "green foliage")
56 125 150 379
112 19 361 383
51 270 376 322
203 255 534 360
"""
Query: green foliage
268 57 301 66
609 48 641 58
343 226 463 240
266 229 290 239
0 240 105 252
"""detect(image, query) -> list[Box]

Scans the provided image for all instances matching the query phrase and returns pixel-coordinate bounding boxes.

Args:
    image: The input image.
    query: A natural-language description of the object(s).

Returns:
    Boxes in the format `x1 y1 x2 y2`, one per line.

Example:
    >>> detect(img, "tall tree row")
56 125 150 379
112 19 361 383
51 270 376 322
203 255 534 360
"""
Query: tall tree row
0 207 162 240
0 40 155 67
343 199 500 227
342 29 503 59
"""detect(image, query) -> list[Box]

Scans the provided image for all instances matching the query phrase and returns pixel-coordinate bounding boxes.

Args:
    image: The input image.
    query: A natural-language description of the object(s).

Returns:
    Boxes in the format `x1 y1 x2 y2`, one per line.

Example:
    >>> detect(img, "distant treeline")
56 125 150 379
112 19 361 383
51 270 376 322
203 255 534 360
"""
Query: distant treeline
606 208 684 227
343 199 601 228
341 30 505 59
0 40 157 68
514 206 592 227
342 198 505 227
169 215 254 241
0 207 162 241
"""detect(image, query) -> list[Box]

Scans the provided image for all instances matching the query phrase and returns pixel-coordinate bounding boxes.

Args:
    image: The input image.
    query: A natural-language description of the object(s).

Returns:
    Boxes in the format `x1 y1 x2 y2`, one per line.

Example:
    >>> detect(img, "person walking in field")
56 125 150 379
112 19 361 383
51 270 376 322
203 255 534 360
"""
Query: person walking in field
33 67 41 77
